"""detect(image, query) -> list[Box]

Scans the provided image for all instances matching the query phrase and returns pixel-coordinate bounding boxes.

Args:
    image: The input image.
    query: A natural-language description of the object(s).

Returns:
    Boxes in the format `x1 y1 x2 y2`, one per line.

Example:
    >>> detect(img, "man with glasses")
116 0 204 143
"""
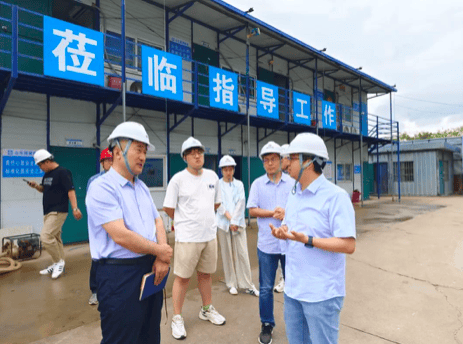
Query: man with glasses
270 133 356 344
163 137 225 340
246 141 293 344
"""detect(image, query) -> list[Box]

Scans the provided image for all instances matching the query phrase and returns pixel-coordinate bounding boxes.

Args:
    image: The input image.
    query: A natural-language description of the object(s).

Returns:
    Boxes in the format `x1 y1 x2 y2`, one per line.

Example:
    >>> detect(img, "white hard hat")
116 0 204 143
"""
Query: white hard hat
259 141 281 160
34 149 53 165
181 137 205 157
107 121 154 151
286 133 329 160
280 144 290 158
219 155 236 168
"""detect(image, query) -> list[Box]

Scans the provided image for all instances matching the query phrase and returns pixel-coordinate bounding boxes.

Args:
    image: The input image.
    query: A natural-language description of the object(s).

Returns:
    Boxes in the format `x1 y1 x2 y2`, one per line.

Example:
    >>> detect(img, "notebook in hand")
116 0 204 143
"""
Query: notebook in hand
139 268 170 301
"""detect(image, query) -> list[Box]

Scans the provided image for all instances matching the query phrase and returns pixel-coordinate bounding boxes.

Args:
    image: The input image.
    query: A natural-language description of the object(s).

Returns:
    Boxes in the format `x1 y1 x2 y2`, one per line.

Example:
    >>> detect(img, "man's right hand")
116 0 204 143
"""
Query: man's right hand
28 181 38 189
156 243 173 264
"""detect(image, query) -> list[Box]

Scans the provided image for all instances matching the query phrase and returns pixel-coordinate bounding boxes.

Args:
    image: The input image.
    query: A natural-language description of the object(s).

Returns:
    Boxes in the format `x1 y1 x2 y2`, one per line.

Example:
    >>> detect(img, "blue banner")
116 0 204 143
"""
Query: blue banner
322 100 337 130
257 81 279 119
142 46 183 101
209 66 238 111
361 103 368 136
44 16 104 86
292 91 311 125
354 165 361 174
2 150 44 178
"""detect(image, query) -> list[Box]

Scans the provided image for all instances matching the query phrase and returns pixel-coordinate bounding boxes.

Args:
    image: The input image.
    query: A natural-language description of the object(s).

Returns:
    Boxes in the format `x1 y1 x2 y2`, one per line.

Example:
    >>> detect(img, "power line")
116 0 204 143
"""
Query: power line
395 104 462 115
395 94 463 107
106 0 165 40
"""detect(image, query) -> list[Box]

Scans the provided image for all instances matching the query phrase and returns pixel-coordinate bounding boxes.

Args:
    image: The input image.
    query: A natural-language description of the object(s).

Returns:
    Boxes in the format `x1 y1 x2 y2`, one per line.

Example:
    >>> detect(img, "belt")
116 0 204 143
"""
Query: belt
97 255 155 265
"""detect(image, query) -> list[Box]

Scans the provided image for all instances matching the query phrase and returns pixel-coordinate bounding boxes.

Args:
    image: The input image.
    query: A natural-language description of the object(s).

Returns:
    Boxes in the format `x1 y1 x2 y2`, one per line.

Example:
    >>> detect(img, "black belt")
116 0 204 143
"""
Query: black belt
97 255 155 265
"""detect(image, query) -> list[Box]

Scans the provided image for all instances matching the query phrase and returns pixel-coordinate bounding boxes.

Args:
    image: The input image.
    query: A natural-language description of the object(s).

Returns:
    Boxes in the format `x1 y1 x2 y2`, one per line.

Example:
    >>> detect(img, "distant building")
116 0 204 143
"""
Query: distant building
370 137 462 196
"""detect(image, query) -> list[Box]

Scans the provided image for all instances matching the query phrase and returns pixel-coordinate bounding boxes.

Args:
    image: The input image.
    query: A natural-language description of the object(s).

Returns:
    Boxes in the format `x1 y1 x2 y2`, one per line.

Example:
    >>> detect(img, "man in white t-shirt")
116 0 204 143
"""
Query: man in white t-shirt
163 137 226 340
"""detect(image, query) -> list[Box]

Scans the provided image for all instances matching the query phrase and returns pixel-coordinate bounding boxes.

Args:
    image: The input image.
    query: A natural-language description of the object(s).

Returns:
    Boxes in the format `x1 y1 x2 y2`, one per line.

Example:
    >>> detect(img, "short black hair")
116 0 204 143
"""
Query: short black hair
301 154 325 174
183 146 204 158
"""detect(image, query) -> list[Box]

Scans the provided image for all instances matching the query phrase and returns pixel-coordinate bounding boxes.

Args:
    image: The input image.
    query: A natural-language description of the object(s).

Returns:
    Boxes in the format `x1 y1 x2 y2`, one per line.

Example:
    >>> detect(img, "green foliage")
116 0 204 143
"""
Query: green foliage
400 125 463 141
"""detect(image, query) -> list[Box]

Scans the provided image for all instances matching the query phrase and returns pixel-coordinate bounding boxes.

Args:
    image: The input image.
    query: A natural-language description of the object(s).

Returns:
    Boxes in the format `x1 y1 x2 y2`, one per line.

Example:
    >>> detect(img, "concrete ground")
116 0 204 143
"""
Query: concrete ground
1 196 463 344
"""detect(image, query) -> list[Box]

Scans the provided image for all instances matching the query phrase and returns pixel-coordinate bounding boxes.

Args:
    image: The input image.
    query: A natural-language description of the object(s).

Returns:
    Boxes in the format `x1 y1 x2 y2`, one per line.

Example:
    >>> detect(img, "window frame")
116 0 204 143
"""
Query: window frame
138 154 167 191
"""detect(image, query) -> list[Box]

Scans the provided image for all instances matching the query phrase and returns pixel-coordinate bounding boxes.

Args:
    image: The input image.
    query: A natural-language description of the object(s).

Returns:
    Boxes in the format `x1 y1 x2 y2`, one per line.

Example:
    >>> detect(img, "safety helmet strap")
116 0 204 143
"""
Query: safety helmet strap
116 138 137 177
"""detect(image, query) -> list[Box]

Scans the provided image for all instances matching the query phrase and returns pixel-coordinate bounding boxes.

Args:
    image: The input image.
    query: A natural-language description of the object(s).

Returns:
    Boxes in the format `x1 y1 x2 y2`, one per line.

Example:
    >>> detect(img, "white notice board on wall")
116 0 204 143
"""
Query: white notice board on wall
323 161 333 180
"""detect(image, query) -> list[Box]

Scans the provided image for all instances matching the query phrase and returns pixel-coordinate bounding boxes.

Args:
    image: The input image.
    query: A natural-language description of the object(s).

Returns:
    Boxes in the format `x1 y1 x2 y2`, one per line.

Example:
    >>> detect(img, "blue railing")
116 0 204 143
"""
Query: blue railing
0 1 398 141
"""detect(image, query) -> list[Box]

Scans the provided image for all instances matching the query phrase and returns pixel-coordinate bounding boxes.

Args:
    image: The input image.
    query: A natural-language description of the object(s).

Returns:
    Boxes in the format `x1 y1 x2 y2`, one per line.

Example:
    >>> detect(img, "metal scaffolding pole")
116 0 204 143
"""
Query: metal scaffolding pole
359 79 363 206
246 25 251 224
121 0 126 122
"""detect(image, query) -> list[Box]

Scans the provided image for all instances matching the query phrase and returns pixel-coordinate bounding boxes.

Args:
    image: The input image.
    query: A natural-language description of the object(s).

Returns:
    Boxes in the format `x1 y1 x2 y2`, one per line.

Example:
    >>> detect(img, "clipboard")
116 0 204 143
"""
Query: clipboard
139 268 170 301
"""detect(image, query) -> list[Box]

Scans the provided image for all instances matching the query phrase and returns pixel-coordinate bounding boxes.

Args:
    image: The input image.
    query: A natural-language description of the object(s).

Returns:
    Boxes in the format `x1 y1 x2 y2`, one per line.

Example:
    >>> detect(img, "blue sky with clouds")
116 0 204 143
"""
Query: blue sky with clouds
227 0 463 135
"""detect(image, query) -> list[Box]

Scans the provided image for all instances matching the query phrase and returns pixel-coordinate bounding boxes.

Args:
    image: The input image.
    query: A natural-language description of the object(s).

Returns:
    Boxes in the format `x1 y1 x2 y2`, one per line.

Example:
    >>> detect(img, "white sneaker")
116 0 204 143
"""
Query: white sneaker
229 287 238 295
51 261 65 279
88 293 98 305
274 279 284 293
199 305 226 325
171 314 187 340
39 264 56 275
246 285 259 297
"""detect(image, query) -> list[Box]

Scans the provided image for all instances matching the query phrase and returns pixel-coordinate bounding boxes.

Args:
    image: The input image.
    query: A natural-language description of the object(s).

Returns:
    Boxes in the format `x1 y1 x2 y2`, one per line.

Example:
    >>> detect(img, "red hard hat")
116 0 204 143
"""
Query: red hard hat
100 148 112 162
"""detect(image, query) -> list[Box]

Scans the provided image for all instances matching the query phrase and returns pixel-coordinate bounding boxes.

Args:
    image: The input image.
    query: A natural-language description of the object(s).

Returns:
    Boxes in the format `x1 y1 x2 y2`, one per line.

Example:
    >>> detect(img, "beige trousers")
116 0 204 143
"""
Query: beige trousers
41 212 68 263
217 227 253 290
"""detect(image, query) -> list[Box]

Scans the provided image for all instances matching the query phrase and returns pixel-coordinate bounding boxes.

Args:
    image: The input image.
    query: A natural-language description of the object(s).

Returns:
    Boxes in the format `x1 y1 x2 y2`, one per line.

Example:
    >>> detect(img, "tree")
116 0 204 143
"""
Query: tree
400 125 463 141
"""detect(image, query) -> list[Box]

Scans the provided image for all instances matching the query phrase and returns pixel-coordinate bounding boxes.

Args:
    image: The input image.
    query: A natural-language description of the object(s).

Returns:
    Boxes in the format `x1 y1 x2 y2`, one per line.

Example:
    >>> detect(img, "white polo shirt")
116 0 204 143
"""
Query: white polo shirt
163 168 221 242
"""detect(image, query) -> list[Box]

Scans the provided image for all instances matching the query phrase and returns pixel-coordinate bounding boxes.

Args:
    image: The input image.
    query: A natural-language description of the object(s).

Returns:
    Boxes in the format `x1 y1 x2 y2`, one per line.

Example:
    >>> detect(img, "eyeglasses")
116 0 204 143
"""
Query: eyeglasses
188 149 204 157
263 157 280 164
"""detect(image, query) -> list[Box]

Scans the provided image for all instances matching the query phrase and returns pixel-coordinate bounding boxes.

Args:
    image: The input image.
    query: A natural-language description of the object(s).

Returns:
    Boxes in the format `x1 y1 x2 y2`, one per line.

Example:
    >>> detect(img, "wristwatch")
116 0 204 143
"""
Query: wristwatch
304 235 314 248
73 208 79 212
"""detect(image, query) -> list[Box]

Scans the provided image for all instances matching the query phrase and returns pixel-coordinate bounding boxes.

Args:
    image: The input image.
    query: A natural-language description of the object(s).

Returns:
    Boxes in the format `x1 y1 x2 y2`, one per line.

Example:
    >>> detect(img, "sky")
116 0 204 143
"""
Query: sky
226 0 463 135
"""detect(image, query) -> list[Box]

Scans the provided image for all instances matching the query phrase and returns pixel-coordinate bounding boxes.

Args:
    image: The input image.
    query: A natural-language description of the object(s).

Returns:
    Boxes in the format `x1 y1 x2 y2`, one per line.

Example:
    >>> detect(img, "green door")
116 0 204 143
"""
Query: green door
439 160 445 195
192 43 219 107
363 162 374 200
242 157 266 216
49 146 97 244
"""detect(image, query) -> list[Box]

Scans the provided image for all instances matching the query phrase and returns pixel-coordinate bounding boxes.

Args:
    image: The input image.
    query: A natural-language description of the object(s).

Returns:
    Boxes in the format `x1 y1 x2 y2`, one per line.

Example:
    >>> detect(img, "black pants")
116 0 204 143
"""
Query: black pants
89 260 97 293
96 257 163 344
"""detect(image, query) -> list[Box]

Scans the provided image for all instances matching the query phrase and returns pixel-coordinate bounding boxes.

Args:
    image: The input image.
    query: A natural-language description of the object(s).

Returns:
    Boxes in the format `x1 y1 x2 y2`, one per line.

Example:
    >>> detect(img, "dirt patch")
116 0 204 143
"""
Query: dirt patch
355 198 445 234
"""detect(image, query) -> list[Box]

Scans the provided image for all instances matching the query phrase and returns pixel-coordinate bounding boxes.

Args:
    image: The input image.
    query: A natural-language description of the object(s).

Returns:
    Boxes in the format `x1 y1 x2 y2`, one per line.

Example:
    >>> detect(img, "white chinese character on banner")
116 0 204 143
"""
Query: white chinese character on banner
296 98 309 119
5 160 9 166
52 28 98 76
260 87 276 113
324 104 335 127
148 55 177 93
212 73 234 105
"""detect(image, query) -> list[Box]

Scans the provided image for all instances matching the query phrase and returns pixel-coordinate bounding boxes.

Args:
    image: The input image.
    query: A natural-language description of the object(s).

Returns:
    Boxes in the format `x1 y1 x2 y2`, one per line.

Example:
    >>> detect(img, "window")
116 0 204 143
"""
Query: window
337 163 352 181
443 161 449 181
238 75 256 99
393 161 414 182
138 157 166 189
105 31 136 68
137 40 164 69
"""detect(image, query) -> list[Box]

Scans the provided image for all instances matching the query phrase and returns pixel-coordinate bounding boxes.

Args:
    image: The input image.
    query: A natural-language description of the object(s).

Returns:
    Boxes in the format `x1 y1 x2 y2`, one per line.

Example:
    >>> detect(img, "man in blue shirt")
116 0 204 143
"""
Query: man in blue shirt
271 133 356 344
246 141 293 344
86 122 172 344
86 148 113 306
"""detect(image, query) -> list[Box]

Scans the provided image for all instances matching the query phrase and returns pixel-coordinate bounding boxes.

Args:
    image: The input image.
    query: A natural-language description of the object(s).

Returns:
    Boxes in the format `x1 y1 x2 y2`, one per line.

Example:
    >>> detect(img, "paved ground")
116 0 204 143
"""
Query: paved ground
1 196 463 344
